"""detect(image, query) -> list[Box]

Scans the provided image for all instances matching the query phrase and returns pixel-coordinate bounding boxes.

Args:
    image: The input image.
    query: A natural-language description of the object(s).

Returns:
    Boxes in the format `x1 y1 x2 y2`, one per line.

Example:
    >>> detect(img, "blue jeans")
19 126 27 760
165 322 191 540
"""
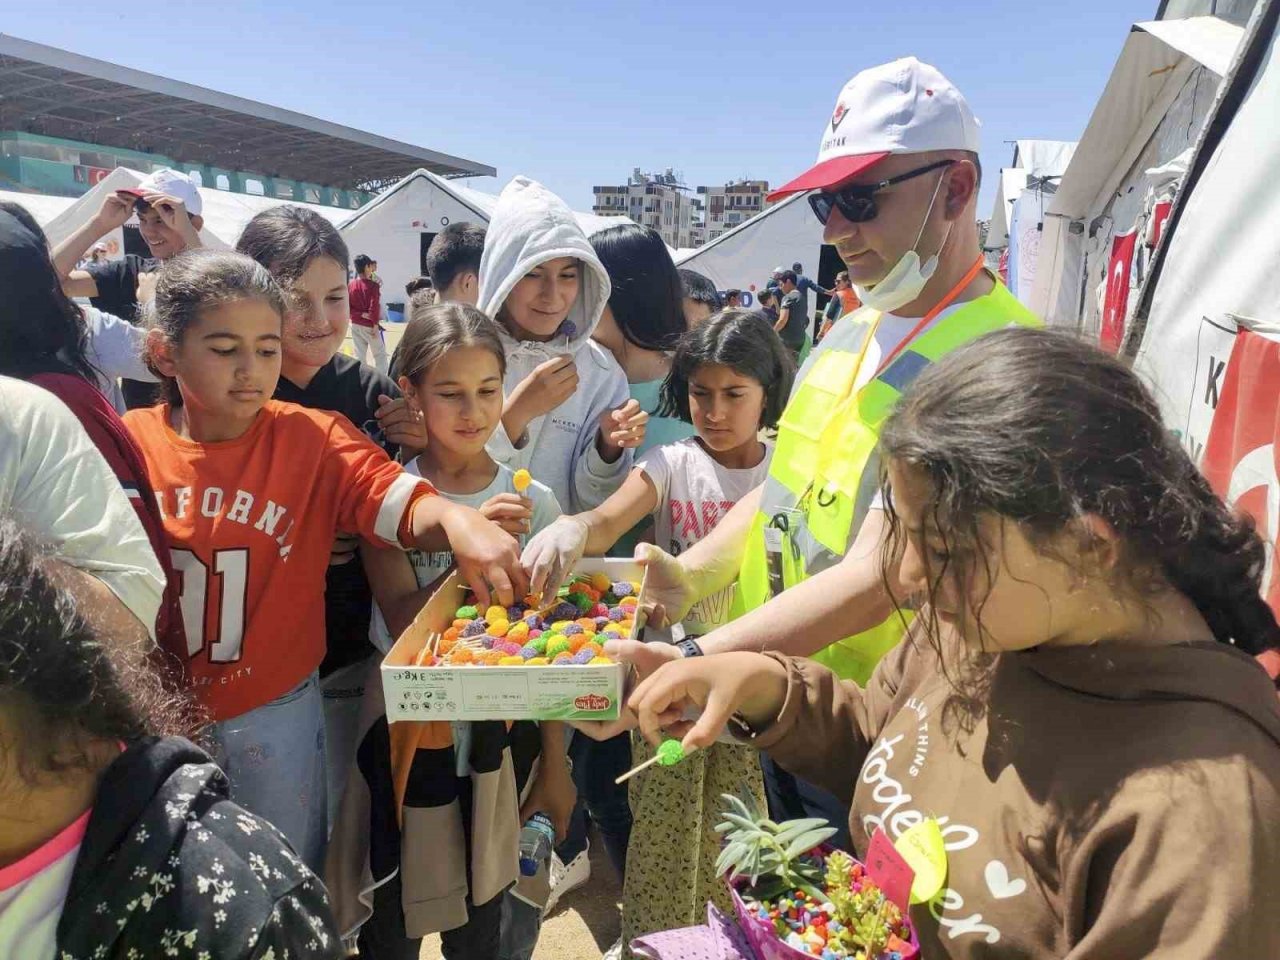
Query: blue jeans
207 671 327 873
555 731 633 877
760 754 852 852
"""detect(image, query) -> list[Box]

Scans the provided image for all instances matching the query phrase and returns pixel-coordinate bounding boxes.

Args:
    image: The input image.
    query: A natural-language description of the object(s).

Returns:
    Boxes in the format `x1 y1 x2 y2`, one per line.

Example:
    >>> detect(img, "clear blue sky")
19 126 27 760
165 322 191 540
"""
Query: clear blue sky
10 0 1155 216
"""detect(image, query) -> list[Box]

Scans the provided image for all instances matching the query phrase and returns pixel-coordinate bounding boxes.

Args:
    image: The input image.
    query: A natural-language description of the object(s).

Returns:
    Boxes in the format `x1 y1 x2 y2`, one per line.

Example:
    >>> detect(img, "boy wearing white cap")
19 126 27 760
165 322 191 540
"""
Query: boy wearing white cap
580 58 1041 836
52 168 205 407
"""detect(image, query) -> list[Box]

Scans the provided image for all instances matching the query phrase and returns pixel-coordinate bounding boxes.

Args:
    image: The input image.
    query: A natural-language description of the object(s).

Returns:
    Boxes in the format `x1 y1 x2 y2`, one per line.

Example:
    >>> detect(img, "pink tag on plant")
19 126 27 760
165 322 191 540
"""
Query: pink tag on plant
865 828 915 911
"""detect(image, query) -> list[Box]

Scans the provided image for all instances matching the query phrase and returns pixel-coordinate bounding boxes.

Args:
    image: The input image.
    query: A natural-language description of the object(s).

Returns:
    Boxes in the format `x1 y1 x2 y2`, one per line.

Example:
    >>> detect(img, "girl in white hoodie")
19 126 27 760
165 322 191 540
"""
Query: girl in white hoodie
478 177 648 518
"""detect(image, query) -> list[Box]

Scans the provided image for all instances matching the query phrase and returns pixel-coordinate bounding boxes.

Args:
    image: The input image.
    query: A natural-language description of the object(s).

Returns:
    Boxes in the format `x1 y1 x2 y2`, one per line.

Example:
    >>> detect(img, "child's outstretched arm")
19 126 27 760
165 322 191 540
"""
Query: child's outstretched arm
404 497 528 607
523 469 659 601
571 376 638 512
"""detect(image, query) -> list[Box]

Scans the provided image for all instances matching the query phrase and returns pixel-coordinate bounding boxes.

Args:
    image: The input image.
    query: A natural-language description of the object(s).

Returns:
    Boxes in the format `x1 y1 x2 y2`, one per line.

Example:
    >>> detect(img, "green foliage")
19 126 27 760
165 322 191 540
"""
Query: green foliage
714 791 836 902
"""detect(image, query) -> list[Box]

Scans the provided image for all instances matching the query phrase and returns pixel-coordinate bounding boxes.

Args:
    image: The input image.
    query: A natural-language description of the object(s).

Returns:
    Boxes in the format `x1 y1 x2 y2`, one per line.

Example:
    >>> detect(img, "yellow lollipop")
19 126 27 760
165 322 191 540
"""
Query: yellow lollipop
513 468 532 493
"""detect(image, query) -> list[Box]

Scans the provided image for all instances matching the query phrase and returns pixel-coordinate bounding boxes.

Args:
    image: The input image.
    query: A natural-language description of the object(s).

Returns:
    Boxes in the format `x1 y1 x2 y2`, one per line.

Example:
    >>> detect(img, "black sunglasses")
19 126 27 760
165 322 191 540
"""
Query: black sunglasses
808 159 956 225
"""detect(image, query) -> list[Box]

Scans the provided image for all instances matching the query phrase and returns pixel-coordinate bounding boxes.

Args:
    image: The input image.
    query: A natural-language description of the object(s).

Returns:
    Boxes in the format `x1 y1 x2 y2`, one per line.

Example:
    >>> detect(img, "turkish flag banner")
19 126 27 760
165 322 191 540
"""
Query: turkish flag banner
1201 328 1280 618
1149 199 1174 249
1100 229 1138 354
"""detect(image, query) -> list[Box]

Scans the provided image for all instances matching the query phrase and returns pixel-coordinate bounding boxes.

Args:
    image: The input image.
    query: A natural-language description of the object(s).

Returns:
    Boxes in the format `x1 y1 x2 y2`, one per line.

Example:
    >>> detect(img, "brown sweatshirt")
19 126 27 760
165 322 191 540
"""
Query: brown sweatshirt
754 626 1280 958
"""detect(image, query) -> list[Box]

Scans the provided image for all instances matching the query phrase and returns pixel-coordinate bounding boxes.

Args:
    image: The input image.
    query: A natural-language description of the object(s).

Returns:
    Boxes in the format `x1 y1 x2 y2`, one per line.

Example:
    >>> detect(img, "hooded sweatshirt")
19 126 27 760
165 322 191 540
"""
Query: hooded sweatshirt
753 624 1280 957
478 176 632 513
54 736 342 959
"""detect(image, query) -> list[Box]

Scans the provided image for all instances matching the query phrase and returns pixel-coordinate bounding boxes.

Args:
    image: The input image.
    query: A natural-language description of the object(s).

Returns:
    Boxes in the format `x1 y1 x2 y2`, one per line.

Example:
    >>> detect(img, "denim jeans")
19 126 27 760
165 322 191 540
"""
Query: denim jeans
760 754 853 852
555 731 634 877
207 671 328 872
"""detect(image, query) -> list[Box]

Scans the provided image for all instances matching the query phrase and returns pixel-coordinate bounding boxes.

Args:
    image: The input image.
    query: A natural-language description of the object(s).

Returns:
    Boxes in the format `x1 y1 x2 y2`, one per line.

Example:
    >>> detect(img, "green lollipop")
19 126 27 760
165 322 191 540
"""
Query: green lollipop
615 739 693 784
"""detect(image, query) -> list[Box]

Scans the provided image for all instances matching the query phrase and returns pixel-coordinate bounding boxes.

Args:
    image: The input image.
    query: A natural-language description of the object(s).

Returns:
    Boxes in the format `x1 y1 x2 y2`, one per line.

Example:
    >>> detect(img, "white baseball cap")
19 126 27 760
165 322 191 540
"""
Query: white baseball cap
769 57 980 200
117 167 203 216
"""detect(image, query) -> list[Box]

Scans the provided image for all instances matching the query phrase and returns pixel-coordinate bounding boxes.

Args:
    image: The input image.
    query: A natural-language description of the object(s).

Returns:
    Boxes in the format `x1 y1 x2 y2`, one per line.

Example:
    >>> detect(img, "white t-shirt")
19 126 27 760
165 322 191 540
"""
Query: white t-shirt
80 306 157 414
638 437 772 636
0 377 164 639
0 810 89 960
402 458 562 593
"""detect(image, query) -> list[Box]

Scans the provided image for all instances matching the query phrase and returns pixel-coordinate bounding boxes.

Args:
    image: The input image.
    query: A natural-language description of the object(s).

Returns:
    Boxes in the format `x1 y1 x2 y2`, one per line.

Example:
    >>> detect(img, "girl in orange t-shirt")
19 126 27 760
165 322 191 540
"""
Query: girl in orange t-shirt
125 248 526 870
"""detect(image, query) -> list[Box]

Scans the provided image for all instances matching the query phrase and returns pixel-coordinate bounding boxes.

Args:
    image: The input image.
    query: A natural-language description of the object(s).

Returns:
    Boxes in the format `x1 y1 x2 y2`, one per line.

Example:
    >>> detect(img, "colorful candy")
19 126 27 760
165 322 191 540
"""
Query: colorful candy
513 468 533 493
420 579 640 668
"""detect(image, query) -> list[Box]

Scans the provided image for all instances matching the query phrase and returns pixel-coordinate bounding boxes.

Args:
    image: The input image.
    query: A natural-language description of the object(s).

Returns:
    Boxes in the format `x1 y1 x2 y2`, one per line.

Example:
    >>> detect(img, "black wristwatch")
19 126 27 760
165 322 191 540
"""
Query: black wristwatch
675 638 704 658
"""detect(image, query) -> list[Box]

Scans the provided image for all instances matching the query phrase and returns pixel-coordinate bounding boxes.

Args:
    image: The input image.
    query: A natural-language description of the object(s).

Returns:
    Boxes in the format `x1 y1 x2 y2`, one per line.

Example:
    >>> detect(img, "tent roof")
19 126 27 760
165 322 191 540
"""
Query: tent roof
0 34 494 188
40 166 348 250
342 168 634 237
987 168 1030 250
1011 140 1079 178
675 191 809 265
0 188 74 224
1048 16 1245 220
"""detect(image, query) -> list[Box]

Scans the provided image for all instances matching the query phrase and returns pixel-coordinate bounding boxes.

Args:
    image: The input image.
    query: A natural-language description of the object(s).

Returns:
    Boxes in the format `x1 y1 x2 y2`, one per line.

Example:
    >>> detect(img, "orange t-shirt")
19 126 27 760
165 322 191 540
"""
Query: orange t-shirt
125 400 433 720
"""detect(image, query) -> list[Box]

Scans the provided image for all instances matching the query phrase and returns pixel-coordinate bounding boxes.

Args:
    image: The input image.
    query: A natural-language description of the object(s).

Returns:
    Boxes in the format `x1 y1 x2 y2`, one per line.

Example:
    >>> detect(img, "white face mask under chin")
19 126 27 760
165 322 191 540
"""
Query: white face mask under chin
854 173 953 315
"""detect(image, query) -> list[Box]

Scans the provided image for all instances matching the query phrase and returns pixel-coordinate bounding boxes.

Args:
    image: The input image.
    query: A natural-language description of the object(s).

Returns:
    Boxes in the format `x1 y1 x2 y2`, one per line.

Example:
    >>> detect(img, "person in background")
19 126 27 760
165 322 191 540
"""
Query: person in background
87 241 108 264
817 270 861 341
0 518 344 960
349 253 387 374
390 222 486 379
477 176 648 517
524 310 794 953
590 223 693 457
723 289 742 308
627 329 1280 958
774 270 809 361
0 200 158 415
333 303 572 960
765 266 784 297
406 274 435 298
51 168 206 409
756 288 780 329
0 205 183 656
677 268 721 328
236 205 429 831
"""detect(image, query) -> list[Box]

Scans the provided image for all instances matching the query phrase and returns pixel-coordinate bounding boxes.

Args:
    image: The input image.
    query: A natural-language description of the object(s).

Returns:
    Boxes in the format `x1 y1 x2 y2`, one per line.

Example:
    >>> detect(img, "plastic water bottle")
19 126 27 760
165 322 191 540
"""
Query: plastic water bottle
518 812 555 877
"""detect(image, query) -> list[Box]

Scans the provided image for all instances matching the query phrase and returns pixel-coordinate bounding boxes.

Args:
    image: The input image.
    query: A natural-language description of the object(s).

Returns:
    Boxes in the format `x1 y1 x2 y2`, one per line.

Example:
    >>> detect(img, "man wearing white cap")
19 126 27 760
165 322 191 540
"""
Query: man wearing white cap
53 168 205 407
585 58 1040 838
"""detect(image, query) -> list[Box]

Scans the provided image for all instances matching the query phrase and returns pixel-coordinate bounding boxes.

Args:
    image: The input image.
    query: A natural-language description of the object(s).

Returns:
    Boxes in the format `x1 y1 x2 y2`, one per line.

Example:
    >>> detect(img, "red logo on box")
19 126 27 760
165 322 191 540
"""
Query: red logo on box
573 693 612 711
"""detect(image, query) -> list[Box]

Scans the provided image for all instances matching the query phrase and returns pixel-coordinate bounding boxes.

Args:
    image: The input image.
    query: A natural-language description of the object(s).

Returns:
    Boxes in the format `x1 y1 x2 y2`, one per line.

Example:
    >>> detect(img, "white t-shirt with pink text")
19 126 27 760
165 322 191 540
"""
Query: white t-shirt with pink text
637 437 772 636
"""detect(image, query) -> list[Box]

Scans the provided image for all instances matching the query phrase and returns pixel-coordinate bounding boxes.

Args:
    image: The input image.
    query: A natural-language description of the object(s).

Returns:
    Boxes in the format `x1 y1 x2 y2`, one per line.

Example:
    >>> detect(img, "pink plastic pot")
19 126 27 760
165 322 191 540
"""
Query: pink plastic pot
729 880 920 960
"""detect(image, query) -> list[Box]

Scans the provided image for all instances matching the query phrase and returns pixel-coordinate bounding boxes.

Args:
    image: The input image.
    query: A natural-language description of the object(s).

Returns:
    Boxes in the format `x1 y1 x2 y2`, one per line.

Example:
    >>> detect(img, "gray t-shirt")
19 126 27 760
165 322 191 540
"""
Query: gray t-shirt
780 290 808 348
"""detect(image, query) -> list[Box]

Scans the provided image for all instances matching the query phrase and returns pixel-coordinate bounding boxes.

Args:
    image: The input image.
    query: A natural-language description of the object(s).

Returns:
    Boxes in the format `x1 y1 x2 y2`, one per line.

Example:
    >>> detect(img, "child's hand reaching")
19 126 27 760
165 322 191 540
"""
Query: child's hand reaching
375 394 428 454
503 356 579 443
596 399 649 461
480 492 533 537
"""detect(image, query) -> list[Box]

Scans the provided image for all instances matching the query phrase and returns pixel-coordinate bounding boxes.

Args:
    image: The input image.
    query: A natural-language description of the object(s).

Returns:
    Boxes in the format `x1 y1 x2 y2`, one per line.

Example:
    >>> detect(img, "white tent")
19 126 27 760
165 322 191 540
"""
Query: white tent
0 189 75 226
339 169 634 305
1028 15 1245 332
1129 0 1279 611
986 140 1077 254
673 192 824 302
40 167 350 257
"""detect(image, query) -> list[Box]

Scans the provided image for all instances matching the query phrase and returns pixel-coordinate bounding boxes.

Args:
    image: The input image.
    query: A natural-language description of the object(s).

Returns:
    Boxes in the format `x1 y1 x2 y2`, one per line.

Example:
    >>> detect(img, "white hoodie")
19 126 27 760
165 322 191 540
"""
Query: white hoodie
478 177 632 513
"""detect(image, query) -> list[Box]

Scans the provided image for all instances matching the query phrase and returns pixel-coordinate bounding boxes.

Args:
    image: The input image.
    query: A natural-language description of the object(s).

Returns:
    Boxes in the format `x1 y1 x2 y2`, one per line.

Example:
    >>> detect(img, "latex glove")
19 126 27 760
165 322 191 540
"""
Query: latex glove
633 542 698 628
522 515 589 603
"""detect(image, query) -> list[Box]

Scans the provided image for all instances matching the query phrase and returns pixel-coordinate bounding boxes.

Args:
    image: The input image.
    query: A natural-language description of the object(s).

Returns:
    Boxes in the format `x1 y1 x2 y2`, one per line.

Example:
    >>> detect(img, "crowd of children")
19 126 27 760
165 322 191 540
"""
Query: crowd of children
2 159 1278 960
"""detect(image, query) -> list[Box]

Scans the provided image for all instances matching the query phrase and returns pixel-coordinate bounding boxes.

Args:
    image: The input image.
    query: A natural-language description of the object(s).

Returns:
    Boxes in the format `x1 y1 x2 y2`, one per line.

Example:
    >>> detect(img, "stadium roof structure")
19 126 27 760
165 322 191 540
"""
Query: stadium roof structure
0 34 495 188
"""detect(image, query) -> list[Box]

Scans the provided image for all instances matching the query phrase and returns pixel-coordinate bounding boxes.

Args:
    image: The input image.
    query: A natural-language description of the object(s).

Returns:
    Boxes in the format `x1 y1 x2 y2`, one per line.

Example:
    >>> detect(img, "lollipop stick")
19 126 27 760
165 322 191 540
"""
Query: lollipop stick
615 752 663 785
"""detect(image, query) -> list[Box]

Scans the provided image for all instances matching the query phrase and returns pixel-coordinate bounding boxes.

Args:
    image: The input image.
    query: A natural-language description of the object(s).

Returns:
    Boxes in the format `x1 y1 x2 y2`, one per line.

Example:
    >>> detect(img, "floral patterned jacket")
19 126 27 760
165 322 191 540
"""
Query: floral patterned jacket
55 737 343 960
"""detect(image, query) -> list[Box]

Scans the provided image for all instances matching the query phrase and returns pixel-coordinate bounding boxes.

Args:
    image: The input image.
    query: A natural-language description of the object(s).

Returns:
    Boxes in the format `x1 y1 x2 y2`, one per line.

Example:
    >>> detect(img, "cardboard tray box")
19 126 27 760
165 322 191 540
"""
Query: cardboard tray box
381 559 643 722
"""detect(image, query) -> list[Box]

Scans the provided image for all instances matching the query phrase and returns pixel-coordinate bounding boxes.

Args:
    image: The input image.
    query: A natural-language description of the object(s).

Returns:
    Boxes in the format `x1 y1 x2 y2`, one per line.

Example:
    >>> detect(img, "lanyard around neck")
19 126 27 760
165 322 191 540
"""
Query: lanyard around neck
862 255 987 382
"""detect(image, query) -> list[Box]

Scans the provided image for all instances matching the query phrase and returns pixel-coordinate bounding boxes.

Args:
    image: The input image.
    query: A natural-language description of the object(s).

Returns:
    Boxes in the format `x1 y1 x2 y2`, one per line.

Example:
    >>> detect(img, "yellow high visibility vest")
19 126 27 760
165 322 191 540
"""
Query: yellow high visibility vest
733 281 1040 682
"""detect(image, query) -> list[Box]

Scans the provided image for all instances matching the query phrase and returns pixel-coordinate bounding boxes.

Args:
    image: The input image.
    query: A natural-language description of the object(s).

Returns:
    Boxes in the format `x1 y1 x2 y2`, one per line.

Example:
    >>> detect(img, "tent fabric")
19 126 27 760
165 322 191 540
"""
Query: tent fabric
1131 0 1280 467
1012 140 1079 178
987 168 1029 251
0 189 75 225
1027 15 1244 328
673 192 824 295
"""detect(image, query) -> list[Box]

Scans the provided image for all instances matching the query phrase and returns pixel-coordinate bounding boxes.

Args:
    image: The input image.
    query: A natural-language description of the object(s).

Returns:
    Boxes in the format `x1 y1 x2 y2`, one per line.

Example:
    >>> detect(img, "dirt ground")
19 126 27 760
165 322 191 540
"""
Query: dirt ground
419 829 622 960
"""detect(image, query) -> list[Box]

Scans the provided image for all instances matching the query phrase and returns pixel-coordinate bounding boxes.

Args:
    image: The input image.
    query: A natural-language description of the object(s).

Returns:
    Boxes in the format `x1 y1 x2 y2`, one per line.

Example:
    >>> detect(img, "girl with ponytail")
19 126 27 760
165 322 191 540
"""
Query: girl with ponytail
622 328 1280 958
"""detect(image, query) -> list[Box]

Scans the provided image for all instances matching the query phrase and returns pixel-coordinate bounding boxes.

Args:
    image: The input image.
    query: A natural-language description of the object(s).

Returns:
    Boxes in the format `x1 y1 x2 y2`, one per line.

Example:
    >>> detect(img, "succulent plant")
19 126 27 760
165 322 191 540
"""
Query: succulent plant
714 790 836 902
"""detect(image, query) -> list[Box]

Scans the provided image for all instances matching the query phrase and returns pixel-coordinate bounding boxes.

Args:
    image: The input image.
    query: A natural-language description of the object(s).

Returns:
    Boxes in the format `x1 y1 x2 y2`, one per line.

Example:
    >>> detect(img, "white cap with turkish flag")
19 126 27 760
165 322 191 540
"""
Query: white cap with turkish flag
768 57 981 201
116 167 204 217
